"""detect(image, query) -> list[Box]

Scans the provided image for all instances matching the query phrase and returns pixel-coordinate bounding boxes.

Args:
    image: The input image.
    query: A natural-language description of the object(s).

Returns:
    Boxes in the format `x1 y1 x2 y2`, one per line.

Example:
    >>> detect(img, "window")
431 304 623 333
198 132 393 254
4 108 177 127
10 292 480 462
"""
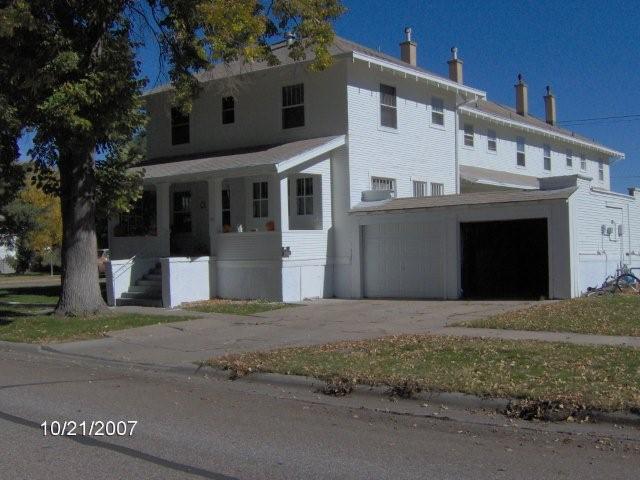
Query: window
115 190 157 237
172 191 192 233
516 137 526 167
295 178 314 216
463 124 474 147
171 108 190 145
413 180 428 197
580 155 587 171
282 84 304 129
566 149 573 168
487 129 497 152
543 144 551 171
222 188 231 227
598 160 605 181
371 177 396 195
222 96 235 124
380 84 397 129
430 183 444 196
252 181 269 218
431 97 444 126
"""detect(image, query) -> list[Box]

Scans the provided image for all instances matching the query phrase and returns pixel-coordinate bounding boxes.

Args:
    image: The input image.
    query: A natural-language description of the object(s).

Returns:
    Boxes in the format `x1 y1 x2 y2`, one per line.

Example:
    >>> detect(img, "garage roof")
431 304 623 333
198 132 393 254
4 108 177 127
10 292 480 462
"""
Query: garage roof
459 165 539 190
350 187 577 214
136 135 345 180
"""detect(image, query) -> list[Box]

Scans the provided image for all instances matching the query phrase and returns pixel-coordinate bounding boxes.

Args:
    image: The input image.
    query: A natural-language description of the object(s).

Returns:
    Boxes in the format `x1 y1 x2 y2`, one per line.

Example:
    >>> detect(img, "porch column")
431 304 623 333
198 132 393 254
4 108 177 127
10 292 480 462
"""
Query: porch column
279 176 289 232
208 177 222 255
156 182 171 257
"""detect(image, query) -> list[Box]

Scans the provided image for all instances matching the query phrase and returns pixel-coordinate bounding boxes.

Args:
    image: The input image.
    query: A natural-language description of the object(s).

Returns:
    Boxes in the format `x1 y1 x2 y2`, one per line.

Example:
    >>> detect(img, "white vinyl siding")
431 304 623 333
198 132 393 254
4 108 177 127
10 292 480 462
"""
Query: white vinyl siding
413 180 428 197
516 137 526 167
543 144 551 171
487 129 497 152
463 124 474 147
380 84 397 129
431 97 444 126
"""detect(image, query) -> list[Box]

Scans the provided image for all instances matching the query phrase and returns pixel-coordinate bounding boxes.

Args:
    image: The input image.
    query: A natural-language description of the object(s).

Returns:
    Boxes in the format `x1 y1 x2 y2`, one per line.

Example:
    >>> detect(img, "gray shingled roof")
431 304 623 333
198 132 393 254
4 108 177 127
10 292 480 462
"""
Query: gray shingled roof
459 165 539 189
137 135 343 179
350 187 577 214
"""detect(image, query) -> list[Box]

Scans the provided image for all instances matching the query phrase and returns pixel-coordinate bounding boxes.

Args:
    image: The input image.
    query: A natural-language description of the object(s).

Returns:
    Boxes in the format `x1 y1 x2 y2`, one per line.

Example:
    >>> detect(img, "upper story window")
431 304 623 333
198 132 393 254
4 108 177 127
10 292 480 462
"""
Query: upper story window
598 160 605 181
222 96 235 124
282 84 305 129
566 149 573 168
543 144 552 171
580 155 587 171
431 183 444 196
296 177 314 216
173 191 192 233
380 84 397 129
372 177 396 195
516 137 526 167
463 124 474 147
487 129 497 152
252 181 269 218
115 190 157 237
171 108 190 145
413 180 428 197
431 97 444 126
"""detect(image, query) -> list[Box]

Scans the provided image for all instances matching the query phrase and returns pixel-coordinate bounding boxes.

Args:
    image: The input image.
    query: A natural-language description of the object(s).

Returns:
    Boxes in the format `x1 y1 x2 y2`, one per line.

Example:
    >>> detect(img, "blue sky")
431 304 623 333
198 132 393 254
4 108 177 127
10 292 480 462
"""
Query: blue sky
19 0 640 193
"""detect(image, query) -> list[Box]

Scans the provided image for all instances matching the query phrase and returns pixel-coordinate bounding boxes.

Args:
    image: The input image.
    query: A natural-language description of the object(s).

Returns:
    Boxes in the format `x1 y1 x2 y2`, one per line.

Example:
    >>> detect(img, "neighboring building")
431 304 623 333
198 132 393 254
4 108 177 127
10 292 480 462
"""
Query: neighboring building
106 30 638 307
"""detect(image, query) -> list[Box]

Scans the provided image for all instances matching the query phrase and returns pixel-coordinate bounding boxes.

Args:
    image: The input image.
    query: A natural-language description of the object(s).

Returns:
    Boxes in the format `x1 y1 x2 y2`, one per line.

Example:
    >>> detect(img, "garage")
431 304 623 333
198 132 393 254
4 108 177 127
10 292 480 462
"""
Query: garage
460 219 549 299
363 222 445 298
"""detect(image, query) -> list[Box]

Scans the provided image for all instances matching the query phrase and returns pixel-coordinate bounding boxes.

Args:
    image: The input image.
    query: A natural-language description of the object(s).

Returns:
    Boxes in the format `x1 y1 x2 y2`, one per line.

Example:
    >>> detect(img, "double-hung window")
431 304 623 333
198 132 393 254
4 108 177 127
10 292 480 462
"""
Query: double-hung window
431 97 444 126
173 191 192 233
222 96 235 124
282 84 304 129
580 155 587 171
372 177 396 195
252 182 269 218
566 149 573 168
487 129 497 152
221 188 231 227
543 144 552 171
296 178 314 216
598 160 605 181
413 180 428 197
380 84 397 129
430 183 444 196
116 190 157 237
463 124 474 147
516 137 526 167
171 108 190 145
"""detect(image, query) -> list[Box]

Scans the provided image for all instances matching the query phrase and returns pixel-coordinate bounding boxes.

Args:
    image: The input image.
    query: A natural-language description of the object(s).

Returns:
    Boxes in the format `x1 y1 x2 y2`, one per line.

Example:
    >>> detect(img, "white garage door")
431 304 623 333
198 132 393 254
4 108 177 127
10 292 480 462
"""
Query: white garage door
363 222 445 298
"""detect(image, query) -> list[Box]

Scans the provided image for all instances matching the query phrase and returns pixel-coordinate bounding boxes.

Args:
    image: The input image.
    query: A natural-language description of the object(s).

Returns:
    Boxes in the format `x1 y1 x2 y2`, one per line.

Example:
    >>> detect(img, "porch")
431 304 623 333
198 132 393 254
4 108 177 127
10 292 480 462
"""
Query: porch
106 136 343 307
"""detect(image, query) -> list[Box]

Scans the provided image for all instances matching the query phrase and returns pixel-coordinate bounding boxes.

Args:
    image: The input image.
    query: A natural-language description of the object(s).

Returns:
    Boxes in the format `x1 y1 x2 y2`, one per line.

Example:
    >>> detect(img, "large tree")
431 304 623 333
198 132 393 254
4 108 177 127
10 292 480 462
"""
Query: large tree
0 0 344 315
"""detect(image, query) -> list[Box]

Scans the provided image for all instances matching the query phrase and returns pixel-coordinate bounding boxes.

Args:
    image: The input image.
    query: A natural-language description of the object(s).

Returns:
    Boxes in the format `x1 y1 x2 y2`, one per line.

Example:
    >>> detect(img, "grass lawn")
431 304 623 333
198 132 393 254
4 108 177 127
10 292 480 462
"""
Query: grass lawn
456 295 640 337
0 284 195 343
182 299 292 315
208 335 640 412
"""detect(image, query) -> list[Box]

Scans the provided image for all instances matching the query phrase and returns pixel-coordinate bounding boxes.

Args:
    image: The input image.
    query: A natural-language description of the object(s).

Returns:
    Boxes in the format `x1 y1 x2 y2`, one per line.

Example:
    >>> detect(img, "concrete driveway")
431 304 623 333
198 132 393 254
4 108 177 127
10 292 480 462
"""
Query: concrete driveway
46 299 537 368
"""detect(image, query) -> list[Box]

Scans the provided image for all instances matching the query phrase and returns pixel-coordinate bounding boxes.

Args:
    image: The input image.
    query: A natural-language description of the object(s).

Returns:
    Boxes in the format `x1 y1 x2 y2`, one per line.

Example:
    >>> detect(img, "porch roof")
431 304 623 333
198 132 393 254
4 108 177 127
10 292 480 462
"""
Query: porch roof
137 135 345 180
460 165 540 190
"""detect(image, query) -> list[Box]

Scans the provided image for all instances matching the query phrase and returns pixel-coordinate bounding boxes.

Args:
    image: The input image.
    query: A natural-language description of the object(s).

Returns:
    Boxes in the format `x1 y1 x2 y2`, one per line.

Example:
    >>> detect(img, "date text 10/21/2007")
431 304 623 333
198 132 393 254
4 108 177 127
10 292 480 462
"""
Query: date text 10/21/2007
41 420 138 436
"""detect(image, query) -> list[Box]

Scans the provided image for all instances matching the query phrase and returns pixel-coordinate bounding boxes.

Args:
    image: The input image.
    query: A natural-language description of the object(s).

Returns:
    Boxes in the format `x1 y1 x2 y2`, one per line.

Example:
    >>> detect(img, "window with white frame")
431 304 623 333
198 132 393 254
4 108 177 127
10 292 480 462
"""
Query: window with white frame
543 144 551 171
222 96 235 124
380 84 397 129
372 177 396 195
487 129 497 152
430 183 444 196
566 149 573 168
252 181 269 218
296 177 314 215
431 97 444 126
463 124 474 147
282 84 304 129
413 180 428 197
516 137 526 167
598 160 605 181
580 155 587 171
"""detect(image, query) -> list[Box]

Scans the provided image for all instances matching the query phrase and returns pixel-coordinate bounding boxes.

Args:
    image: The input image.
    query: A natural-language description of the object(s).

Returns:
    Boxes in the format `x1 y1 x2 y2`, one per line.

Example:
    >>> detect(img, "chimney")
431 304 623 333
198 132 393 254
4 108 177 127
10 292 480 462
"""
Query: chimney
400 27 417 66
515 74 528 116
544 85 557 126
447 47 463 84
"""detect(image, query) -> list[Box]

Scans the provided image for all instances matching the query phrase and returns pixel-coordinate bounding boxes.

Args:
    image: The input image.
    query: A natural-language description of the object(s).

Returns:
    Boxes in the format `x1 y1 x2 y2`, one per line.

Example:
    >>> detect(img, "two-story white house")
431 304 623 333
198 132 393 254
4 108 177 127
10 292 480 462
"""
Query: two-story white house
106 30 639 307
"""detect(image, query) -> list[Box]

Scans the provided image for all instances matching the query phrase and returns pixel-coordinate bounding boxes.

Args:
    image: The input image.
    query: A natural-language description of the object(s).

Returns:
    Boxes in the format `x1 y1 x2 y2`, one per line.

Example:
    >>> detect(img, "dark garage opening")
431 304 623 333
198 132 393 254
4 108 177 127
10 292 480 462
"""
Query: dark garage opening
461 219 549 299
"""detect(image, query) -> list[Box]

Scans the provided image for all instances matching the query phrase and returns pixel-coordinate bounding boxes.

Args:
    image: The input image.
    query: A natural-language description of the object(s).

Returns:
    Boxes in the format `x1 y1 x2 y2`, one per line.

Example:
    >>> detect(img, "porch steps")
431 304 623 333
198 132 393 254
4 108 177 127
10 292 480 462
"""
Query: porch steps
116 263 163 308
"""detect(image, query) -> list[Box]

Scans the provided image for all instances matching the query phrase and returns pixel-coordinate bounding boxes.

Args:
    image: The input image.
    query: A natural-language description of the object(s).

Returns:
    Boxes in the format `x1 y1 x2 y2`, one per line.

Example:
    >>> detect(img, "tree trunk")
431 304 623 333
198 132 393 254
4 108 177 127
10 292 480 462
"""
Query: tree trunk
55 146 107 316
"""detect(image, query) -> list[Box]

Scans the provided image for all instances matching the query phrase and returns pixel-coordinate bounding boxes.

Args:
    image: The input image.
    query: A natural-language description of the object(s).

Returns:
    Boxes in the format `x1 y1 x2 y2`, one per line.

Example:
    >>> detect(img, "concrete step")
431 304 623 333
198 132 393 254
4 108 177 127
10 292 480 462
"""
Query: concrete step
137 279 162 287
128 285 162 295
116 297 163 308
144 273 162 281
121 291 162 300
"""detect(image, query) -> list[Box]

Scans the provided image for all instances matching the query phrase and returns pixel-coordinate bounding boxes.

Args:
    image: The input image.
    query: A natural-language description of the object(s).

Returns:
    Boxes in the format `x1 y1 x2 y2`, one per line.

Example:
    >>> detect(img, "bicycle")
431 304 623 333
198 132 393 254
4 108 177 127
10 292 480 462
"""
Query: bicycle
615 266 640 294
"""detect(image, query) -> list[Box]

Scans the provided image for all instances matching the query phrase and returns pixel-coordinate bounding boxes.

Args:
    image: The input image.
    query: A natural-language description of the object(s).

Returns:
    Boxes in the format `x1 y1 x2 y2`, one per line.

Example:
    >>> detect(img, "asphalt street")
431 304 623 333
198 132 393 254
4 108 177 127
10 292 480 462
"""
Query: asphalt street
1 344 639 479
